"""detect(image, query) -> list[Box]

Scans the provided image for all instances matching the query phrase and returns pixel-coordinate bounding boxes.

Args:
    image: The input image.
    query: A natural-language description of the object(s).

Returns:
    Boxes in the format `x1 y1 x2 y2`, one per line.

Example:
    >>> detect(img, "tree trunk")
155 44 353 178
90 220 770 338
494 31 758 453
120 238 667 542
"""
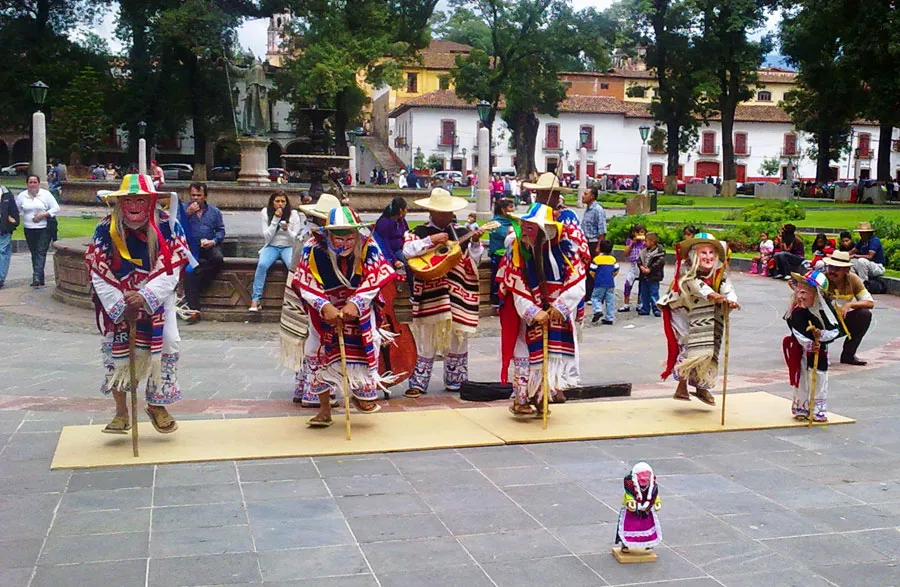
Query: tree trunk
664 119 680 194
815 132 831 184
877 123 893 181
720 96 737 197
188 54 207 181
515 110 539 178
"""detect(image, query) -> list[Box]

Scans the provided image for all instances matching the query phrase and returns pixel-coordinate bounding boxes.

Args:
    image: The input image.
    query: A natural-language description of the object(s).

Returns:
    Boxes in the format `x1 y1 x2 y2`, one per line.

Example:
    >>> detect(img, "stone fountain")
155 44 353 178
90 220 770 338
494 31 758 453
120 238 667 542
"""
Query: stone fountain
280 105 351 198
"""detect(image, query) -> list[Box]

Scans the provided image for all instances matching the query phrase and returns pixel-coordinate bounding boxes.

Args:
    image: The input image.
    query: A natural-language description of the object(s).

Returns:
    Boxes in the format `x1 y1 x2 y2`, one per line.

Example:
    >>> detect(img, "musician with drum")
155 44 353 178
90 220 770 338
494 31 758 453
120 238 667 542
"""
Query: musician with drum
401 188 489 398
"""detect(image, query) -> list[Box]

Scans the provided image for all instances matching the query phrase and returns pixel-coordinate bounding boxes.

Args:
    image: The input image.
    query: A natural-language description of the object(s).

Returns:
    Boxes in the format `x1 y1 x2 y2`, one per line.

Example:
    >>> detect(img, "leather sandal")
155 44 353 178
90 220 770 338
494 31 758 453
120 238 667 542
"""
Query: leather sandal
145 407 178 434
307 414 333 428
351 397 381 413
102 415 132 435
692 389 716 406
509 404 536 417
404 387 424 398
673 390 691 401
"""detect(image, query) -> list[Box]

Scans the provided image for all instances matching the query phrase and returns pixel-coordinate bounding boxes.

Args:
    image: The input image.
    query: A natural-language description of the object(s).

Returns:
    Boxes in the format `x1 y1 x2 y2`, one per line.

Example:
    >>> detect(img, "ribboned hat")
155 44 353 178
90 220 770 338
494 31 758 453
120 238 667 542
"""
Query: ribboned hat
791 269 829 292
823 250 852 268
98 174 172 200
414 187 469 212
679 232 727 261
323 206 370 231
512 202 562 239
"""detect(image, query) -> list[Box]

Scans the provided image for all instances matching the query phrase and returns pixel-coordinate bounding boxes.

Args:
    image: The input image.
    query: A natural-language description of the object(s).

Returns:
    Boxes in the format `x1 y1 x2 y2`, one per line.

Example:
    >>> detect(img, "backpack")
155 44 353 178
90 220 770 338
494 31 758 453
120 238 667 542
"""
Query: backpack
459 381 513 402
864 278 886 295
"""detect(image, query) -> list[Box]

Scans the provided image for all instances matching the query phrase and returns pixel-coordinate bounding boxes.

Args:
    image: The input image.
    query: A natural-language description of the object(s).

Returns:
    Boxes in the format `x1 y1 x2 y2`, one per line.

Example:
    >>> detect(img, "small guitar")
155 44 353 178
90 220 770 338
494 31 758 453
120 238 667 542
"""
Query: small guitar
408 221 501 281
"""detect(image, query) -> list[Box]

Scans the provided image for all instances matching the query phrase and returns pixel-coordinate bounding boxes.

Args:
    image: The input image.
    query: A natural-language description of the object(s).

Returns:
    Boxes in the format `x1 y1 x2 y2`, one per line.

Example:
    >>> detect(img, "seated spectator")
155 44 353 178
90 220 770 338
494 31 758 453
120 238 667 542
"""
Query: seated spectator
249 191 302 312
837 231 855 253
850 222 885 282
810 232 835 271
772 223 805 279
182 183 225 323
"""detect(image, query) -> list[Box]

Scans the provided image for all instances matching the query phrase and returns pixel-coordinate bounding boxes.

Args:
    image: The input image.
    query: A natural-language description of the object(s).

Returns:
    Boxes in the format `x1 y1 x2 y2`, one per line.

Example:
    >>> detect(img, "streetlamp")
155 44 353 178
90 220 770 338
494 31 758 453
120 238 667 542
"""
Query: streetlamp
638 124 651 192
475 100 491 220
579 128 590 149
461 147 467 175
578 128 589 208
346 129 359 186
137 121 148 175
30 81 49 186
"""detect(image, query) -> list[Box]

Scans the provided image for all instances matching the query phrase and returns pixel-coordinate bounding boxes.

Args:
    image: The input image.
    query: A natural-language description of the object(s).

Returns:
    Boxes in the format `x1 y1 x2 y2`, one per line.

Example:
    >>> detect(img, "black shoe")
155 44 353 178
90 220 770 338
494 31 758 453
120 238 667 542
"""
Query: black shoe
601 319 614 325
591 314 601 324
637 310 649 316
653 311 661 317
30 280 40 287
841 356 867 366
0 280 4 289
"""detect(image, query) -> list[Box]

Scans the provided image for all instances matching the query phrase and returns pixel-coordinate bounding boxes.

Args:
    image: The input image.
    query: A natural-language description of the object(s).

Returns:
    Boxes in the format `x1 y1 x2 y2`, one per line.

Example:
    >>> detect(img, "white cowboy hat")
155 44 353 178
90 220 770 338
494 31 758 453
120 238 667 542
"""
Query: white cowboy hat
414 187 469 212
679 231 727 261
522 172 574 192
298 193 342 220
823 250 852 268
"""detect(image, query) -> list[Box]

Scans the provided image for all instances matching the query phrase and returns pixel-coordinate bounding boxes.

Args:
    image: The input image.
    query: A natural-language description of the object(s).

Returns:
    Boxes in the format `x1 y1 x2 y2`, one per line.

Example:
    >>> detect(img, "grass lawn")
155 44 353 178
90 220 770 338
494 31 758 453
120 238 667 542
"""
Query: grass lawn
57 216 102 239
1 177 27 190
646 208 900 230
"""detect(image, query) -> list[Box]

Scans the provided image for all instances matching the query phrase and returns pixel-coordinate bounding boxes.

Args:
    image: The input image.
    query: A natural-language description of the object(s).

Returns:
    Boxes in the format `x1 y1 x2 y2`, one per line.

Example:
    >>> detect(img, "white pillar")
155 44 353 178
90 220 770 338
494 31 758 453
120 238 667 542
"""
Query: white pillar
138 138 148 175
639 142 649 192
476 126 491 221
32 111 47 187
577 146 587 208
348 145 357 186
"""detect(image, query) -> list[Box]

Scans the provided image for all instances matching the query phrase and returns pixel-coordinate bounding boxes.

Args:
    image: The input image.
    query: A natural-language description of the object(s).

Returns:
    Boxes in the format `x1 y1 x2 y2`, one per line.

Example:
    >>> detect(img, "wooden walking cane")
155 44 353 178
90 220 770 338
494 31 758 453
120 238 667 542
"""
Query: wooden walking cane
541 326 550 430
337 319 351 441
720 306 730 427
127 320 139 457
806 321 820 428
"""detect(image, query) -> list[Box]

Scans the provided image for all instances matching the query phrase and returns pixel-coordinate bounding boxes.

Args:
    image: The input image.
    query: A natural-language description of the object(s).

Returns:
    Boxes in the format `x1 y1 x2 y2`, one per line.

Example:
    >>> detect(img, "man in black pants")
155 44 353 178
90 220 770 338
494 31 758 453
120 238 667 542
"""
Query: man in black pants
824 251 875 365
183 183 225 323
0 182 20 288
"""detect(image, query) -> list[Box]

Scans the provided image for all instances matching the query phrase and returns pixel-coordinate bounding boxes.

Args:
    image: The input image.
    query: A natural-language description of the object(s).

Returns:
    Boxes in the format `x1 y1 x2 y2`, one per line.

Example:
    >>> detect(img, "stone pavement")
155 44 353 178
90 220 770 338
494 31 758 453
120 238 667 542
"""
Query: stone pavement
1 251 900 586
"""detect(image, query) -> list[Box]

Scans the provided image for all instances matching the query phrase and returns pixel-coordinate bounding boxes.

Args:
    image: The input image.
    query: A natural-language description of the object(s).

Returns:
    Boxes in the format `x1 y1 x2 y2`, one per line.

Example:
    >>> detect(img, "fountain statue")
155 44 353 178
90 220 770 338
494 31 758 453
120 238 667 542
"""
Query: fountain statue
280 104 350 198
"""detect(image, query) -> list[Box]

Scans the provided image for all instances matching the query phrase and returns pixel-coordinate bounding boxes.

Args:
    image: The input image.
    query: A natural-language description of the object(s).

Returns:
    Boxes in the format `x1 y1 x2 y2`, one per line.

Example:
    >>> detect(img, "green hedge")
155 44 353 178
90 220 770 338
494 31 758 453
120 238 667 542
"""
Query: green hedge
595 192 695 207
722 200 806 223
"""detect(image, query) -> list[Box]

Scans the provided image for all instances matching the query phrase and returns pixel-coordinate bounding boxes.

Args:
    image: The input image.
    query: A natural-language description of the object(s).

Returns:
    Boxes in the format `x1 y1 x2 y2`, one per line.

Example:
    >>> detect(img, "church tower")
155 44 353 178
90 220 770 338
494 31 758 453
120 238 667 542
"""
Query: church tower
266 12 291 67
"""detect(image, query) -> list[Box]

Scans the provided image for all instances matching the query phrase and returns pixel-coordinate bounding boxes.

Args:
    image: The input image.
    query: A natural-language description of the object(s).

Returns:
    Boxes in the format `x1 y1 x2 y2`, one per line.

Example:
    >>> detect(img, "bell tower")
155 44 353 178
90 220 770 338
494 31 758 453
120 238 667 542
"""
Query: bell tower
266 12 291 67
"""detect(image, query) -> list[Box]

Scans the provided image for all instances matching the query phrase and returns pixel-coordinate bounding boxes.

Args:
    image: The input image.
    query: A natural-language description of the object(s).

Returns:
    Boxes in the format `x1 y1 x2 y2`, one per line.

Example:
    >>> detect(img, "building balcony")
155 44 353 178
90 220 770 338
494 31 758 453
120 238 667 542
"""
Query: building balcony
734 146 752 157
855 150 873 160
394 136 408 149
698 145 719 156
437 136 459 148
780 148 799 158
542 139 564 152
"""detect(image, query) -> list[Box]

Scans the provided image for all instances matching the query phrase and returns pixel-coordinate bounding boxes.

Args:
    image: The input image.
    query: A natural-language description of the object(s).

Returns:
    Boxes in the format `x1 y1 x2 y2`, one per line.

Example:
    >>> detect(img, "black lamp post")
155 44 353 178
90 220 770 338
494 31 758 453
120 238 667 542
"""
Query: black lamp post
31 81 49 110
476 100 491 125
639 124 650 144
579 128 590 149
138 121 147 137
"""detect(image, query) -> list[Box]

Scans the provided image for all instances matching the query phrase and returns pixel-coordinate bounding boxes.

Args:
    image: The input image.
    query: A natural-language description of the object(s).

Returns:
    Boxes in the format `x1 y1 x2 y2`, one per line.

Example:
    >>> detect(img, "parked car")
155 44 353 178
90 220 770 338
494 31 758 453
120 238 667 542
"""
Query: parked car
1 162 30 176
430 170 464 186
649 178 686 192
268 168 288 183
209 166 239 182
736 181 769 195
160 163 193 181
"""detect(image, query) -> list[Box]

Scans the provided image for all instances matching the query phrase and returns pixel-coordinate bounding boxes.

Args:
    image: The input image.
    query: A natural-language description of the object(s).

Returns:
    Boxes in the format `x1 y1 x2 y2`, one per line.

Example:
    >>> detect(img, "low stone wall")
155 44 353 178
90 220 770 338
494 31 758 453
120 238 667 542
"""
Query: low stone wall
685 183 717 197
52 236 494 323
60 181 431 212
754 183 792 200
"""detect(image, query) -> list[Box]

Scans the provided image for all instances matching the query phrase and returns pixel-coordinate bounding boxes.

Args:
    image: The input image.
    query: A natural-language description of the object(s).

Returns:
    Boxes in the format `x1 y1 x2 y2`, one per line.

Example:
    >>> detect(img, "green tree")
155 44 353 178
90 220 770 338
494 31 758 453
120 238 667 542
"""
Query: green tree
693 0 775 196
49 67 110 165
759 156 780 177
430 7 491 51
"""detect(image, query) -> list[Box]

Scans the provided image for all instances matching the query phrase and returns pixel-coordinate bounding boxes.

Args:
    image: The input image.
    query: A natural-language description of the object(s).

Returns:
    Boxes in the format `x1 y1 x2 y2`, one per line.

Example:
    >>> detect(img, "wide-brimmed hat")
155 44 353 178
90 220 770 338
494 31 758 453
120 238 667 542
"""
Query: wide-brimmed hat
414 187 468 212
513 203 562 239
791 269 829 292
323 206 370 231
823 250 852 268
298 193 341 219
855 221 874 233
99 174 167 200
522 172 574 192
679 232 726 261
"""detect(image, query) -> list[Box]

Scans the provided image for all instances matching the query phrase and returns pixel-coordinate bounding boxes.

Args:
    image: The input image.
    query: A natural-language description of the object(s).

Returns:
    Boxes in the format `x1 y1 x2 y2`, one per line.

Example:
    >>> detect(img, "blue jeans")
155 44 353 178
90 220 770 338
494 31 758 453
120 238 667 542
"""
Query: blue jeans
591 286 616 322
252 245 292 301
639 280 661 314
0 232 11 283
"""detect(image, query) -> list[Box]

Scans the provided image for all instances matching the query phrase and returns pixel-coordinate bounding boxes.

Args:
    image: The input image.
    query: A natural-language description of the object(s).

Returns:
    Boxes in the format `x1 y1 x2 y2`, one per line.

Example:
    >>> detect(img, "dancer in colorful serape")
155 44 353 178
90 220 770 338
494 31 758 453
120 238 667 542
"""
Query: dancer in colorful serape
615 462 662 552
85 174 190 434
498 203 585 417
658 232 739 406
291 206 396 427
784 270 845 422
402 188 484 397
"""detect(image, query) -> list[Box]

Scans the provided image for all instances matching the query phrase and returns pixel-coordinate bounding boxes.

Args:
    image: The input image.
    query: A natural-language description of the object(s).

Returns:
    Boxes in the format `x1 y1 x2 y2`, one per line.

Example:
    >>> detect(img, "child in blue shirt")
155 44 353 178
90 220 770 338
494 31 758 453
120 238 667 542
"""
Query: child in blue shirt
589 239 620 324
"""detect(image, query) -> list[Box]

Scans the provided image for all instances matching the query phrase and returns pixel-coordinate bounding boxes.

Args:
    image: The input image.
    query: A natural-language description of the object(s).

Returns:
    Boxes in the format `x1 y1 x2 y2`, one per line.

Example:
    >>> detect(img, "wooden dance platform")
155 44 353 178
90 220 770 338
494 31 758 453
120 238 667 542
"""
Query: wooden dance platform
51 392 854 469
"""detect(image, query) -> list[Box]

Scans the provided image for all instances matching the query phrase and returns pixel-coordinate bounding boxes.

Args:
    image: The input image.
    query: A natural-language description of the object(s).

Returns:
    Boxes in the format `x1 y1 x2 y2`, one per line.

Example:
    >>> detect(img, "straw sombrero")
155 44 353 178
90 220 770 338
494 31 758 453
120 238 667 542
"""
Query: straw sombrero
522 172 574 192
323 206 370 230
679 232 727 261
855 221 874 233
791 269 829 291
513 203 562 239
414 187 468 212
299 193 342 220
823 250 852 268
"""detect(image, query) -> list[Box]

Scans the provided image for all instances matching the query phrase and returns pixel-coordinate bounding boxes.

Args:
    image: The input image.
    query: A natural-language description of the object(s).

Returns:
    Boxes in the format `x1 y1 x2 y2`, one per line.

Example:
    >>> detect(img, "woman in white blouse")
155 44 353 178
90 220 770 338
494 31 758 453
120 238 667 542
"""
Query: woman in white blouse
16 174 59 287
249 191 302 311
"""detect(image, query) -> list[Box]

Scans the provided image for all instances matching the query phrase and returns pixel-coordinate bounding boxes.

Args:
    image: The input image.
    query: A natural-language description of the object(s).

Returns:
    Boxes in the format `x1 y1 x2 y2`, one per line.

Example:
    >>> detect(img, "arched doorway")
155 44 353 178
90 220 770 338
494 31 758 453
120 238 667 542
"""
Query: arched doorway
12 139 31 163
213 139 240 167
0 141 8 167
267 142 283 168
285 140 306 155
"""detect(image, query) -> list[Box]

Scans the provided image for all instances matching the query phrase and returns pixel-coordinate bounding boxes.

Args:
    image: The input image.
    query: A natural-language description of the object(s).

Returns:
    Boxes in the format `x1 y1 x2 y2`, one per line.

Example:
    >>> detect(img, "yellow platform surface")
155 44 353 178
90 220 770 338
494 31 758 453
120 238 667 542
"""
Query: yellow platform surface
51 392 854 469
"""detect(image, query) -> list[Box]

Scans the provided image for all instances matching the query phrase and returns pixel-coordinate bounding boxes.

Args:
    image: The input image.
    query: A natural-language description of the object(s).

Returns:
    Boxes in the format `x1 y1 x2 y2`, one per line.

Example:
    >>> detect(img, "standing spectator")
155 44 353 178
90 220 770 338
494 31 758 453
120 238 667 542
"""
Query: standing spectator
0 180 20 288
620 223 647 312
510 176 521 206
470 173 477 199
850 222 885 282
637 232 665 316
491 174 504 206
772 223 805 279
373 196 412 291
182 183 225 323
249 191 301 312
15 175 59 287
589 239 619 324
48 160 62 198
407 169 419 189
488 198 514 307
397 170 408 189
150 159 165 189
105 163 118 181
581 187 606 303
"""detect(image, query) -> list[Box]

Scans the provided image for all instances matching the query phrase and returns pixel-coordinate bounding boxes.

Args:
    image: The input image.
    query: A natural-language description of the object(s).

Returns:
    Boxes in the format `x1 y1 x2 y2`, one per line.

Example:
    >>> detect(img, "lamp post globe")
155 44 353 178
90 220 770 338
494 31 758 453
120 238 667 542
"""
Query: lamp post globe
137 121 147 137
579 128 590 148
639 124 650 144
476 100 491 125
31 81 49 109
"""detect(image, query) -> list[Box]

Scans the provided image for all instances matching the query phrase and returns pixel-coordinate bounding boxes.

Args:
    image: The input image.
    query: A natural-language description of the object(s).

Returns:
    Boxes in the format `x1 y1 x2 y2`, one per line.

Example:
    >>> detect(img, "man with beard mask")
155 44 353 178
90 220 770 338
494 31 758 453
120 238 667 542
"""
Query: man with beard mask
291 206 397 428
658 232 739 406
84 175 191 435
497 203 585 417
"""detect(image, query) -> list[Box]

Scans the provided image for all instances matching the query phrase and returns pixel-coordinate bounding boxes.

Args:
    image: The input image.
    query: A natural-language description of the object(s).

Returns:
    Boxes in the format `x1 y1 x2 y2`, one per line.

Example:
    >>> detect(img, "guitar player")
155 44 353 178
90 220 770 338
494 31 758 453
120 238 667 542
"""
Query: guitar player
401 188 486 398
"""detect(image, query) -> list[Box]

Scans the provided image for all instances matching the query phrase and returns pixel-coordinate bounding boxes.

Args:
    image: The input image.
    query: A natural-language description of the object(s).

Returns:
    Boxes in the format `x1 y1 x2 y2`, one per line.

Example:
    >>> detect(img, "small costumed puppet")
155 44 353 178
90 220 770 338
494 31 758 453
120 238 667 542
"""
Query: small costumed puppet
291 206 397 427
784 270 845 423
614 462 662 558
658 232 739 406
497 203 586 417
84 174 191 434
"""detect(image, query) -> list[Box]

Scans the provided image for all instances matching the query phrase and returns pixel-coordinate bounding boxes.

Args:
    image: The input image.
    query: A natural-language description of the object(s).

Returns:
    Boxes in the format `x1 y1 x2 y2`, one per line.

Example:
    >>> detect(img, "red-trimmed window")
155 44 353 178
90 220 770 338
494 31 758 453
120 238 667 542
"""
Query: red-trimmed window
701 131 716 155
858 133 871 158
734 132 748 155
783 133 797 155
440 120 456 147
545 124 560 149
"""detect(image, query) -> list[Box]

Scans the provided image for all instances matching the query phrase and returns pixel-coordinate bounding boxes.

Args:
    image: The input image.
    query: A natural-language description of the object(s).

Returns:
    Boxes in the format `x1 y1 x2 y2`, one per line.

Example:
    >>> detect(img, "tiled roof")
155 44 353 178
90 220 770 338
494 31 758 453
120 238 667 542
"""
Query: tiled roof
561 67 798 84
559 95 627 114
424 40 472 53
390 90 477 116
418 39 472 70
